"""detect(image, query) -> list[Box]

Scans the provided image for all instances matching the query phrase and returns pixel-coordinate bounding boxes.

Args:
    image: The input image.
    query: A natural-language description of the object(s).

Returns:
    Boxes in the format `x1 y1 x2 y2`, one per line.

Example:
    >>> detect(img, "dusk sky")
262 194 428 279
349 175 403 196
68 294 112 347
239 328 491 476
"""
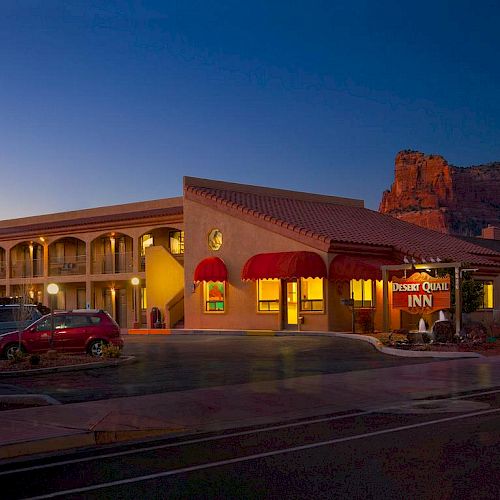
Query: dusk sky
1 1 499 219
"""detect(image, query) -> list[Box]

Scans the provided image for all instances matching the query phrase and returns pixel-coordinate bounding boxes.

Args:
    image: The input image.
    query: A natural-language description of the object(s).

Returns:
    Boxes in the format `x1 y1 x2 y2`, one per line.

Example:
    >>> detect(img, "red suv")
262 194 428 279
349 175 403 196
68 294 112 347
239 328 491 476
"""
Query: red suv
0 310 124 360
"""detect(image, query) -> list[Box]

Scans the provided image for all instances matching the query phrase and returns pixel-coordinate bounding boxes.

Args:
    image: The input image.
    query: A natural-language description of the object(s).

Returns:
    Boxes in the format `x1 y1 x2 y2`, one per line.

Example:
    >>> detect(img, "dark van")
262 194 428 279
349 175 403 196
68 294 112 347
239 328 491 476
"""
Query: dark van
0 305 42 335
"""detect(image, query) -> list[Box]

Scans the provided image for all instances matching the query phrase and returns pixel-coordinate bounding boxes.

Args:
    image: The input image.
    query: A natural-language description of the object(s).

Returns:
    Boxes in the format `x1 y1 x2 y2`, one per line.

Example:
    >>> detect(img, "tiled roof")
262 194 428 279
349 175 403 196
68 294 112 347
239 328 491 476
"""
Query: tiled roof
186 180 500 268
0 206 183 238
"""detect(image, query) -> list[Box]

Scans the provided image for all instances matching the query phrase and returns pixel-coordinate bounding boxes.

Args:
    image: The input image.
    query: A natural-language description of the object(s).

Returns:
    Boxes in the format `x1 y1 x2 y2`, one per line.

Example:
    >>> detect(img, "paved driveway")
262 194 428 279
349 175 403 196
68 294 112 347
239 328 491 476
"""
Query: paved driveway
4 335 439 403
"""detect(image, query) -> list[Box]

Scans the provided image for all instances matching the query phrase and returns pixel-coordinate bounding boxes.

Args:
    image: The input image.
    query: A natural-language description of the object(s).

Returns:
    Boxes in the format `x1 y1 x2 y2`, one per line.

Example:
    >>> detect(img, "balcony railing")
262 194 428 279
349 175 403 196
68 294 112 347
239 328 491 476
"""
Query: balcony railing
49 255 86 276
92 252 133 274
10 259 44 278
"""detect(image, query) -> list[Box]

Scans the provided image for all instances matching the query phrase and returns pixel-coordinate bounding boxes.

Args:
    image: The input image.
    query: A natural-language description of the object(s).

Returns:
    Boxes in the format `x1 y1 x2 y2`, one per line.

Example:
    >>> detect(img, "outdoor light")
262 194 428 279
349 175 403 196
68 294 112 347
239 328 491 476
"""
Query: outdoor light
47 283 59 348
131 277 140 327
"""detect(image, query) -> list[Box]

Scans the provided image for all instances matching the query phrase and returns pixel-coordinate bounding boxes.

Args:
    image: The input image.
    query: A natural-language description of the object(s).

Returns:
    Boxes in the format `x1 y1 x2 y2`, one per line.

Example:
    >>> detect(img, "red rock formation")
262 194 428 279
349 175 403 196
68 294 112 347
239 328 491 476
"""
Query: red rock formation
380 151 500 236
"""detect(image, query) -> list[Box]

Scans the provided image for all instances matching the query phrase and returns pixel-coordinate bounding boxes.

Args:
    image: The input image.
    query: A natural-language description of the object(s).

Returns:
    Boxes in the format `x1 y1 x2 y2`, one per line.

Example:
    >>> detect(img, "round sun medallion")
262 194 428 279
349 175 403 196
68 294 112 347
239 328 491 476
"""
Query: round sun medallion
208 228 223 251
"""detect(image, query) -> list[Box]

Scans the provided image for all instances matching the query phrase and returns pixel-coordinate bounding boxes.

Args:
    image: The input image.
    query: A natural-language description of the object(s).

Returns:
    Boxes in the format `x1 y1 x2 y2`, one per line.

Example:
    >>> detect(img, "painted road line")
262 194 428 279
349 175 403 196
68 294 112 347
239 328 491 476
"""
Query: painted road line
0 410 372 476
22 407 500 500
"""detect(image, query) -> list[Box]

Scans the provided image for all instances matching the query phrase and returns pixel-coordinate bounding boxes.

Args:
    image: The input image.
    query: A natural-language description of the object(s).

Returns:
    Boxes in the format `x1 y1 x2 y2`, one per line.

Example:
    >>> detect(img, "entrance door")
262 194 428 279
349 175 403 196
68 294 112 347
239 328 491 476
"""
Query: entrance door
284 280 298 329
103 289 114 319
116 289 127 327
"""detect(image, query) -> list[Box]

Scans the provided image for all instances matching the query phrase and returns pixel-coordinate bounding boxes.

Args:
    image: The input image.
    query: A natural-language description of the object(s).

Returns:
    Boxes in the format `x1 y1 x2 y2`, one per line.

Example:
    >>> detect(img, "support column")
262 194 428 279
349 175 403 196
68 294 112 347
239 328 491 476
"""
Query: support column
382 267 389 333
132 236 139 274
110 237 116 274
43 243 49 278
455 266 462 336
5 247 11 297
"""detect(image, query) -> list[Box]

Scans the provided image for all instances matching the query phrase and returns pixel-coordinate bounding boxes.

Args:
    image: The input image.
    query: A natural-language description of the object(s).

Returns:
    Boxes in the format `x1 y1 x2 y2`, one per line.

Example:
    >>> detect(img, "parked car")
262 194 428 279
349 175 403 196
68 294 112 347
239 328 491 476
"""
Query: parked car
0 304 42 335
0 309 123 360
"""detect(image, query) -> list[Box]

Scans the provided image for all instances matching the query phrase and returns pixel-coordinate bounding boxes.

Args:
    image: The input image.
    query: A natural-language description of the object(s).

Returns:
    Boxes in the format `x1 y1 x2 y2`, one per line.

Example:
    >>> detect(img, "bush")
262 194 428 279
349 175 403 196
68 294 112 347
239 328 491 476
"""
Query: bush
356 310 374 333
29 354 41 366
9 349 27 364
101 344 122 358
461 322 488 343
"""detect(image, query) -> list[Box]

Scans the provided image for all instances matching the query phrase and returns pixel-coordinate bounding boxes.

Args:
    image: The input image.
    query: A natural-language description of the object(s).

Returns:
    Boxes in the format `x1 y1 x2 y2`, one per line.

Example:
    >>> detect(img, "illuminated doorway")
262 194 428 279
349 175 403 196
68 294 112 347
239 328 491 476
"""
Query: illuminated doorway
284 280 298 329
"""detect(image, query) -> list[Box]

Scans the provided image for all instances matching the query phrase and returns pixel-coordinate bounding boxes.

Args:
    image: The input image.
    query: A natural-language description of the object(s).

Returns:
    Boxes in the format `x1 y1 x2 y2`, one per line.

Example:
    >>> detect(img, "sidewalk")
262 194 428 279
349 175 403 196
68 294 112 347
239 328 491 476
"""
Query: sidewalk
1 355 500 460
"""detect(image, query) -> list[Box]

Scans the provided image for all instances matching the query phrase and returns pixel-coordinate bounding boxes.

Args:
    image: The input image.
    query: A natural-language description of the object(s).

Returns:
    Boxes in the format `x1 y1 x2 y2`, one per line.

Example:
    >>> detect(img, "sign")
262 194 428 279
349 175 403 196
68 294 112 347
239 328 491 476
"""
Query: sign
392 272 450 314
208 228 223 251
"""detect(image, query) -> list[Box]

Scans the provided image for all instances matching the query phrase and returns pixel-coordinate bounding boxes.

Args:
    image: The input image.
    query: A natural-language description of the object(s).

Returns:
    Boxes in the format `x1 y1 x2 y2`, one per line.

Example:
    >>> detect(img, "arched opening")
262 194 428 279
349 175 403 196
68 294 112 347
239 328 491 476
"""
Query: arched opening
0 247 5 279
10 242 44 279
139 227 184 271
91 232 133 274
48 237 86 276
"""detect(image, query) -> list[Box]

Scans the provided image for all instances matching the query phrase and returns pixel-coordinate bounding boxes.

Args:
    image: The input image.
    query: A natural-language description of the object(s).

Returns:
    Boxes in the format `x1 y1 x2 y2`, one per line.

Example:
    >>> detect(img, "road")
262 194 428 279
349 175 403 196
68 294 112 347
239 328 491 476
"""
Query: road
2 388 500 499
1 335 437 403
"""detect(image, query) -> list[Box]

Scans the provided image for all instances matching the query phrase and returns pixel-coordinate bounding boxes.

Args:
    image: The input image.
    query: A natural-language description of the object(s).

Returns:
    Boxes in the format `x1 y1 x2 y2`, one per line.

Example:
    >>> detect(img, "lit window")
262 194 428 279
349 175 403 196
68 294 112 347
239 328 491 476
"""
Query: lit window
350 279 374 308
170 231 184 255
141 287 147 309
204 281 225 312
140 234 154 256
257 279 280 312
480 281 493 309
300 278 324 312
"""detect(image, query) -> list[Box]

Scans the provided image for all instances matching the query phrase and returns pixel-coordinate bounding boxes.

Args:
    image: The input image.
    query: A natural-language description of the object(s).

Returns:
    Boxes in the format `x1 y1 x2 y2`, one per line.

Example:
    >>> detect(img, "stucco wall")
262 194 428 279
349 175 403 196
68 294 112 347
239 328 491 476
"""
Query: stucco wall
183 198 329 331
146 245 184 327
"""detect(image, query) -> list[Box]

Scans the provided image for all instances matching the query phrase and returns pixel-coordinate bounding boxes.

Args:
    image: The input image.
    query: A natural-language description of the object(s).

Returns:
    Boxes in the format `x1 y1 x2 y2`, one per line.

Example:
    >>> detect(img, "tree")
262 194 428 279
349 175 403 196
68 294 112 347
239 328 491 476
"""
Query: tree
437 269 483 315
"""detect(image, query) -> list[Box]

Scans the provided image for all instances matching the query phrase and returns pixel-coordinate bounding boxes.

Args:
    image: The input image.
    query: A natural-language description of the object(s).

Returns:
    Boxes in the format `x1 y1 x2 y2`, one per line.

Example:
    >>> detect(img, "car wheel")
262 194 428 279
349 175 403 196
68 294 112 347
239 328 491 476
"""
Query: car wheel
4 343 25 360
88 339 106 357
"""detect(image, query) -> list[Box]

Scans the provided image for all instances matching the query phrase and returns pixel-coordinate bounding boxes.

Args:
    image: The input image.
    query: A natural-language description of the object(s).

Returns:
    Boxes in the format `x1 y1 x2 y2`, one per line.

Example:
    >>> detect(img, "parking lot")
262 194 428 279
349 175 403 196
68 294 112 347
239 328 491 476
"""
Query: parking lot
3 334 438 403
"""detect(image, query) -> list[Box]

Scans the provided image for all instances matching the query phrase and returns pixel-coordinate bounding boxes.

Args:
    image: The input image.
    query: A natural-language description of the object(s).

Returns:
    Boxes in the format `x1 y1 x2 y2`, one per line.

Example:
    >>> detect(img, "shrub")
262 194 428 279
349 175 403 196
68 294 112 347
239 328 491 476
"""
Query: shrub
29 354 41 366
9 349 27 364
101 344 122 358
357 310 374 333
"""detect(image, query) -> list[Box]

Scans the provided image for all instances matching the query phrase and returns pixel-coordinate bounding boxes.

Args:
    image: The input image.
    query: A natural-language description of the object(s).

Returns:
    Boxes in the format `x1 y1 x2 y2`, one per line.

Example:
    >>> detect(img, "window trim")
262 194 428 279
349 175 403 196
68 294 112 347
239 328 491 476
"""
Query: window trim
256 279 280 314
203 281 226 314
350 279 375 309
479 280 494 310
299 277 325 313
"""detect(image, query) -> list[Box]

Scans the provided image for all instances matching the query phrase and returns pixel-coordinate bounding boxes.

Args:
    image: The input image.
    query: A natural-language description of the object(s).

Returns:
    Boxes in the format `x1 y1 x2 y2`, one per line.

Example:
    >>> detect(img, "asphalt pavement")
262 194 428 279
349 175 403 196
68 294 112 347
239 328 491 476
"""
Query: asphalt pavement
2 388 500 499
1 335 437 403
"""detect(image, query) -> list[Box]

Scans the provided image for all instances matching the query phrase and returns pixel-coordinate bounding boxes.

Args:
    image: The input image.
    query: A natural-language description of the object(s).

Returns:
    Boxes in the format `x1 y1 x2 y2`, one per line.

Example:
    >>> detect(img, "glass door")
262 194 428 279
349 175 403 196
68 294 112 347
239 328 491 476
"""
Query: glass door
285 280 298 329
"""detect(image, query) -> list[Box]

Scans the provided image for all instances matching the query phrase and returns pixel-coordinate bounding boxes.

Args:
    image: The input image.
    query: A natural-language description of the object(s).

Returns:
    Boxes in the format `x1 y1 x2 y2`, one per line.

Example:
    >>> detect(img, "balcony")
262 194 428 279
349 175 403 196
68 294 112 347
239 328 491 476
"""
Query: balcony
11 259 44 279
49 255 86 276
92 252 133 274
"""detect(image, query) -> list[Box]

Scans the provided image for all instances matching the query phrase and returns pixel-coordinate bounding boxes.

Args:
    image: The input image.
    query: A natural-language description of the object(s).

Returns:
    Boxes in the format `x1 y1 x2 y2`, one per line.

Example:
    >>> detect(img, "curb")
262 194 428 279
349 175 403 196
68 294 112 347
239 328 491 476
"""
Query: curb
0 394 61 406
127 329 483 359
0 426 187 460
330 333 483 359
0 355 136 378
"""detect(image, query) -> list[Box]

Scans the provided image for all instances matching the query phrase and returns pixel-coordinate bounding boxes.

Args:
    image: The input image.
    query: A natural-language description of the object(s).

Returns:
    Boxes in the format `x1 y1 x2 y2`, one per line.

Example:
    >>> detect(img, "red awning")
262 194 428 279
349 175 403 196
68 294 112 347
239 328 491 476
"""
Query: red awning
241 251 327 280
194 257 228 282
329 254 397 281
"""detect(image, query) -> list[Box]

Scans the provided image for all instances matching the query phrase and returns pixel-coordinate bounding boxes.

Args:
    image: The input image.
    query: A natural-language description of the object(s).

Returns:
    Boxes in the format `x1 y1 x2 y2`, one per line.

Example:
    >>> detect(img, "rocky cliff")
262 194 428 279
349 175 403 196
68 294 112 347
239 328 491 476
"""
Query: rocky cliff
379 151 500 236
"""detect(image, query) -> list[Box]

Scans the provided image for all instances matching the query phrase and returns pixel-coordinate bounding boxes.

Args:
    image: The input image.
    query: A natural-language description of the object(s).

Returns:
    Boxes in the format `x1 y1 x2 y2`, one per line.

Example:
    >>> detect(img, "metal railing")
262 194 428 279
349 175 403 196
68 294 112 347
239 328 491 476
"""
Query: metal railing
49 255 86 276
92 252 133 274
10 259 44 278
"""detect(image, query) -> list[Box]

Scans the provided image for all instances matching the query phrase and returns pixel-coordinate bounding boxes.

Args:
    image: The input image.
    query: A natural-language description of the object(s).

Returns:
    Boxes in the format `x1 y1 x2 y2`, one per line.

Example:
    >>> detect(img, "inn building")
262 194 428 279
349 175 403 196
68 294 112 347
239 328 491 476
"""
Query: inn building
0 177 499 334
